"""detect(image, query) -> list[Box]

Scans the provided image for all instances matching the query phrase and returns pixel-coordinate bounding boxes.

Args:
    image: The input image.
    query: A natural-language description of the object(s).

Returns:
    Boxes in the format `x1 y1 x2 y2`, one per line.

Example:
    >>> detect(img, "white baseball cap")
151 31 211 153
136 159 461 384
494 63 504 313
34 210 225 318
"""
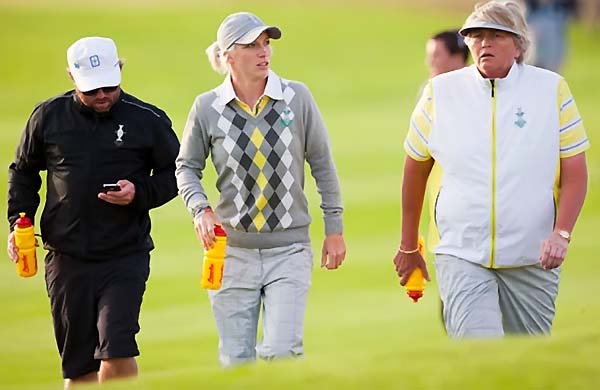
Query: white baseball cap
217 12 281 50
67 37 121 92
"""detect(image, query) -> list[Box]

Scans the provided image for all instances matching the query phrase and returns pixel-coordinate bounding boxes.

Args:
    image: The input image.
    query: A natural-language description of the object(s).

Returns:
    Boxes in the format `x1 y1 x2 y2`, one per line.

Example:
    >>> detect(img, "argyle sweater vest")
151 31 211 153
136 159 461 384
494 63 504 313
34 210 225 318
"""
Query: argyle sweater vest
176 74 343 248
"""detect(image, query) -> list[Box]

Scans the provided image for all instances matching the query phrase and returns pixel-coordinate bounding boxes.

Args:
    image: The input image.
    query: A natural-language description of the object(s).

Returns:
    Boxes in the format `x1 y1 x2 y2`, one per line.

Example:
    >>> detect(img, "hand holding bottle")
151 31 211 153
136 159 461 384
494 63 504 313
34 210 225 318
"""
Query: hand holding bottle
7 230 39 262
194 207 222 250
7 231 18 262
12 213 38 277
393 236 430 302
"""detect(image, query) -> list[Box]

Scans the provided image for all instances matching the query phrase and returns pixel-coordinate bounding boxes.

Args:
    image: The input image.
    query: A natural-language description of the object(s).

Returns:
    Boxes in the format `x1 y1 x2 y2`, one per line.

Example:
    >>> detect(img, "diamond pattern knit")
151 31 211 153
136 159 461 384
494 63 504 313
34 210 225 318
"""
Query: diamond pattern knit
212 83 296 232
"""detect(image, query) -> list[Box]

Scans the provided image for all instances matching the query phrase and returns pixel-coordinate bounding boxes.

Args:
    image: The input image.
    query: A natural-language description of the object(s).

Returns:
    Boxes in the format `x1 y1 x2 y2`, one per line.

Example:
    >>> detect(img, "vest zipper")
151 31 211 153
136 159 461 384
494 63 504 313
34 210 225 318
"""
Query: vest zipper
489 79 497 268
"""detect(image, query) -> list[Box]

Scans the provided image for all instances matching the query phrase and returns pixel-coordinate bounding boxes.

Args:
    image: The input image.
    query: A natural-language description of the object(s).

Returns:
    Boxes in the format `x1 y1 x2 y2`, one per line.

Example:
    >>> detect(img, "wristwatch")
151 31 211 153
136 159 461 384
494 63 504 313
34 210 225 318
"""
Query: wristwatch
193 205 212 219
556 229 571 243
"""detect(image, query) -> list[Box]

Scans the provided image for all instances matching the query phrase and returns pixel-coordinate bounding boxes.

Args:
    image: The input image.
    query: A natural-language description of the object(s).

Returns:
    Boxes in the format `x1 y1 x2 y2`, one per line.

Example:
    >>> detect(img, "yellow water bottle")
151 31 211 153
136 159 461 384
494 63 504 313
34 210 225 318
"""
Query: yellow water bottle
405 236 426 303
200 225 227 290
14 212 37 278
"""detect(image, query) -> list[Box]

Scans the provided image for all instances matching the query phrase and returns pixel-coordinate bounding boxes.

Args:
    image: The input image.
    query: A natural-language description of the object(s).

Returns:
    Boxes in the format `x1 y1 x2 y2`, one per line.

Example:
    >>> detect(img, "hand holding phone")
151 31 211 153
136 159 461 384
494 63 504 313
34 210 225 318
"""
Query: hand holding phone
98 180 134 206
102 183 121 193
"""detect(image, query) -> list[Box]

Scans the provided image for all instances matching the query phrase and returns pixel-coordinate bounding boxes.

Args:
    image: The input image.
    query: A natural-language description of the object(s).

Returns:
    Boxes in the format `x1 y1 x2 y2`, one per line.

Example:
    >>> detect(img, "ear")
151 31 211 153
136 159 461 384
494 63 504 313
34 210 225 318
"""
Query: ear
224 50 235 65
463 36 474 51
512 37 522 60
67 68 75 85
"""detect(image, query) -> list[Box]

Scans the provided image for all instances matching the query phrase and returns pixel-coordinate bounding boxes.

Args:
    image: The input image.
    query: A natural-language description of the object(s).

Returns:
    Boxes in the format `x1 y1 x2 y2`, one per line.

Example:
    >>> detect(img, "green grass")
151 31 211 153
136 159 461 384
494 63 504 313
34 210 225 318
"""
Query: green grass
1 1 599 389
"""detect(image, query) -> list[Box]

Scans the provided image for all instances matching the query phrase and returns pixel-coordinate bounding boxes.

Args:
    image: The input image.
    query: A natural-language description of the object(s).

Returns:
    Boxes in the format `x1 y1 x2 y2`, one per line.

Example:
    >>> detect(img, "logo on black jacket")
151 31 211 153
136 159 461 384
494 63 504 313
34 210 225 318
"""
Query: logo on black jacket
115 124 126 146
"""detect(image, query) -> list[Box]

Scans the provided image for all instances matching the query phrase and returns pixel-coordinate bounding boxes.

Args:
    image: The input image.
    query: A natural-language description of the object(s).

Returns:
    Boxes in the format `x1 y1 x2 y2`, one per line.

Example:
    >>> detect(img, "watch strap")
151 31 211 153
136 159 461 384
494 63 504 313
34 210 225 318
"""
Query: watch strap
556 229 571 242
192 205 212 219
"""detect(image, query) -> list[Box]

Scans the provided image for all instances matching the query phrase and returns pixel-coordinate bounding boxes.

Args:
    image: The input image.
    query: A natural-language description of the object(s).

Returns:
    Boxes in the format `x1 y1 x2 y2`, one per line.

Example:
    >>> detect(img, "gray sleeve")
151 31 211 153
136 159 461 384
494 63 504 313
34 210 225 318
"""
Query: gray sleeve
175 96 211 217
301 84 344 235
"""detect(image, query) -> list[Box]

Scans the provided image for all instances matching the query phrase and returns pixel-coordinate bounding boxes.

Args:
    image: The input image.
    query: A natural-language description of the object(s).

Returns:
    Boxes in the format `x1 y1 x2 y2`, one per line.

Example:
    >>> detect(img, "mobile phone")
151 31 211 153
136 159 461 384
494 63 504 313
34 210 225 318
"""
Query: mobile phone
102 183 121 193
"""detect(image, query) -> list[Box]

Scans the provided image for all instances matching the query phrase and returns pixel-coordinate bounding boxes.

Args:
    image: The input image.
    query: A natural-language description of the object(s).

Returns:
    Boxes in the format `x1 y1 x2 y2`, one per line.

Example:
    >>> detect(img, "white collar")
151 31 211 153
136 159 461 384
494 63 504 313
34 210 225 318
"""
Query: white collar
215 69 284 105
471 61 521 90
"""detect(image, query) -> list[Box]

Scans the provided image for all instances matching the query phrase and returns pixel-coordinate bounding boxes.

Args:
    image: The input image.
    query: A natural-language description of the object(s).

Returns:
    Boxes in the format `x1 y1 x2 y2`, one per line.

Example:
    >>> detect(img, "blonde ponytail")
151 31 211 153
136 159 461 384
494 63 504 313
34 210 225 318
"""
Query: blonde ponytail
205 41 228 74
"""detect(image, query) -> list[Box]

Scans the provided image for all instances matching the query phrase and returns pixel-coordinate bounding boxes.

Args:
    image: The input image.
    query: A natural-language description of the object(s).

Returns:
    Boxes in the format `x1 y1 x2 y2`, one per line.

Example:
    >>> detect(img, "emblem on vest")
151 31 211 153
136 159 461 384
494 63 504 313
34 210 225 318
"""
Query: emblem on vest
514 107 526 128
281 107 294 127
115 124 126 146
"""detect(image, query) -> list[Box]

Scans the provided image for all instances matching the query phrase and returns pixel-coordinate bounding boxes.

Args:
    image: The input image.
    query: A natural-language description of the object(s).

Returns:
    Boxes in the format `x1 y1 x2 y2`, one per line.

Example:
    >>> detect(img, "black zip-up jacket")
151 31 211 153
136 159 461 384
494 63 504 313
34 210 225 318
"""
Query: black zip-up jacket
7 90 180 260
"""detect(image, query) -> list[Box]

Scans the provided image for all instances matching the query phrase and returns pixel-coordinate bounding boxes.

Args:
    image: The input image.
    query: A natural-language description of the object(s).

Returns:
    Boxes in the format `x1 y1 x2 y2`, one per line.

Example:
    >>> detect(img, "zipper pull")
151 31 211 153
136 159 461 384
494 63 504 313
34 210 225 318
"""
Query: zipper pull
490 79 495 98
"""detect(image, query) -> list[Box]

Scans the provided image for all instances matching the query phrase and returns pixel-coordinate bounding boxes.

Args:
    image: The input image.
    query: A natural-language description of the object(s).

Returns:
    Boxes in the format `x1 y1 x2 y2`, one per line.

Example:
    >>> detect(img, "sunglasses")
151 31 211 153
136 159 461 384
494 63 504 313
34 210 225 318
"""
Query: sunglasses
81 85 119 96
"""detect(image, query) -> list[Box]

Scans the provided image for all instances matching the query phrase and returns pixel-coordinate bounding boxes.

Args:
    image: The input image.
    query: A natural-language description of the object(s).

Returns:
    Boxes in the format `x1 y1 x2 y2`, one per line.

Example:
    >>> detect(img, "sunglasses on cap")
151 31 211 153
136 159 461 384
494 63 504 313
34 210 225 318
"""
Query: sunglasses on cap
81 85 119 96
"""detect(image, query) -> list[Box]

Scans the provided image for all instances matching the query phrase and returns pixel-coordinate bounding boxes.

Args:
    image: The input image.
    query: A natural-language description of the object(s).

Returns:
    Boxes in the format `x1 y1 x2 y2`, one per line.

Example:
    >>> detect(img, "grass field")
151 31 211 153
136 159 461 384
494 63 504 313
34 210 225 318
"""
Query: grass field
1 1 599 389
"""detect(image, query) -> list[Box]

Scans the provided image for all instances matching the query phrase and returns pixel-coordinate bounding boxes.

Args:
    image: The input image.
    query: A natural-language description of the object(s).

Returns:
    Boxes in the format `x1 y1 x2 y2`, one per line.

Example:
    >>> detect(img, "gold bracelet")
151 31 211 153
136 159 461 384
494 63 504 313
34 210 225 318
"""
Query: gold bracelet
398 247 419 254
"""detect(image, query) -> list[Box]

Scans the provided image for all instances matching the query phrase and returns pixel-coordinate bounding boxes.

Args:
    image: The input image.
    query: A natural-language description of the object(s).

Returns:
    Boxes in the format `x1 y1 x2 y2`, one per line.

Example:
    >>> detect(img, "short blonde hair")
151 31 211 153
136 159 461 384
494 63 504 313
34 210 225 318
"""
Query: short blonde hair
463 1 531 63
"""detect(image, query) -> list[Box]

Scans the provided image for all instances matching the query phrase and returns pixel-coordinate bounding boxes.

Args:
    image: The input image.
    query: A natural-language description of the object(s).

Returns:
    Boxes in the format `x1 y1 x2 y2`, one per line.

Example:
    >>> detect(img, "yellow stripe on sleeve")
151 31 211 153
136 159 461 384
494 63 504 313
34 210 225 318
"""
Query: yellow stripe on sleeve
558 79 590 158
426 163 443 252
404 81 433 161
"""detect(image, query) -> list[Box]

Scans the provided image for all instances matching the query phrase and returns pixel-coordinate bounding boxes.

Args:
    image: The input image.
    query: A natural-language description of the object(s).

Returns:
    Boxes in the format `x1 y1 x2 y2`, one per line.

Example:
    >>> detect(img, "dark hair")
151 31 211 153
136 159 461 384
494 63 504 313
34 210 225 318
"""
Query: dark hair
431 29 470 63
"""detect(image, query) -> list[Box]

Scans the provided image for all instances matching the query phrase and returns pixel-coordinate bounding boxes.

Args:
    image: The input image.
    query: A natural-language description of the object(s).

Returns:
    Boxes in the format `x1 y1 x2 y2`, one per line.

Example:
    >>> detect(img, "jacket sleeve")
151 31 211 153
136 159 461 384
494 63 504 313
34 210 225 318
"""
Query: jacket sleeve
7 105 46 230
175 96 212 217
130 112 180 211
301 83 344 235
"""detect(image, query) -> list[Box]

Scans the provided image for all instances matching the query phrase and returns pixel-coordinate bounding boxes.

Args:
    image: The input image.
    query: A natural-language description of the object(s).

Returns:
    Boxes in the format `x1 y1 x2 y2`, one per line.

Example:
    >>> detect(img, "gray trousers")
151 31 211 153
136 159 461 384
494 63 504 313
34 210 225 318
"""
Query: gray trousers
208 242 313 367
435 254 560 338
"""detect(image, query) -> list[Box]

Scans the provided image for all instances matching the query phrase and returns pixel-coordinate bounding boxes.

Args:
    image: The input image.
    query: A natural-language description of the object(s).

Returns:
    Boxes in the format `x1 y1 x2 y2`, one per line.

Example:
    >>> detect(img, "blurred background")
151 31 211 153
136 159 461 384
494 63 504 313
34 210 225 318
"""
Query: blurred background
1 0 599 389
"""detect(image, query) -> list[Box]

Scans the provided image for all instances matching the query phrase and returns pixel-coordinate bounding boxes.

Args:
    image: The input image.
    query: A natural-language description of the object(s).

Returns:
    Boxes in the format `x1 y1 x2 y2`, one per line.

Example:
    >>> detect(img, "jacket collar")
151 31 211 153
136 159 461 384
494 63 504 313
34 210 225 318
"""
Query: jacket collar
471 61 521 90
71 89 124 117
215 69 284 106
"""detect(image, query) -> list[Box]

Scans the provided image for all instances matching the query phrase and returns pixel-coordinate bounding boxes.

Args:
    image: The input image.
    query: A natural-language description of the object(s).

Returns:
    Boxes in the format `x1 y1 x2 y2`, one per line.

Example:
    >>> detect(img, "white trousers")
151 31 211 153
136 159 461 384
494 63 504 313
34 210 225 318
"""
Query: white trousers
435 254 560 338
208 242 313 367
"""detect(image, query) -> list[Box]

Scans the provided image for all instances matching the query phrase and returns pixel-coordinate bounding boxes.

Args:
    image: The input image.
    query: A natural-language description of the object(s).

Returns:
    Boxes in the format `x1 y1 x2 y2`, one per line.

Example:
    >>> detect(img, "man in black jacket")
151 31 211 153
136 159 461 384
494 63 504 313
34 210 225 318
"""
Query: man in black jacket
6 36 180 389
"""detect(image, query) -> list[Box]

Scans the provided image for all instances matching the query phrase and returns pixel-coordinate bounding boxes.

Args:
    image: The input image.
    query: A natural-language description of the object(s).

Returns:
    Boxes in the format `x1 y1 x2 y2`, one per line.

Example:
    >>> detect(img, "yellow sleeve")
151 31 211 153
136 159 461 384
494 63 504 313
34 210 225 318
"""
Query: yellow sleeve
558 78 590 158
404 81 433 161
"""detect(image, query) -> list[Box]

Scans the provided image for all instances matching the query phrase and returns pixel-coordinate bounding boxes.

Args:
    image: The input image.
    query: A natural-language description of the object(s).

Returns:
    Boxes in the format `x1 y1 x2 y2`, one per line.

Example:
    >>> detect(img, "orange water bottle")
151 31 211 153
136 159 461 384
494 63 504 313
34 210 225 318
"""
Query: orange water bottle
405 236 426 303
14 212 37 277
200 225 227 290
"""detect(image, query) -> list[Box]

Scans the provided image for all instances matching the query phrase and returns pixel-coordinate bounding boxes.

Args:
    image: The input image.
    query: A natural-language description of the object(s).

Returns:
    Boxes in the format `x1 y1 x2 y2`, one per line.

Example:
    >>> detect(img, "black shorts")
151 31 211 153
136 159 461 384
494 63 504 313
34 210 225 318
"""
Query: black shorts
44 251 150 379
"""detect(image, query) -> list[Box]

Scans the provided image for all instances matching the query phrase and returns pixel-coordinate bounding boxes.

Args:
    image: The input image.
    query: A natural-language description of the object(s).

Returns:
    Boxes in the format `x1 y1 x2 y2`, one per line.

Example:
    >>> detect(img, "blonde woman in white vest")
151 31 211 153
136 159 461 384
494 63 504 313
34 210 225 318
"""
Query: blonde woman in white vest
175 12 346 366
394 0 588 338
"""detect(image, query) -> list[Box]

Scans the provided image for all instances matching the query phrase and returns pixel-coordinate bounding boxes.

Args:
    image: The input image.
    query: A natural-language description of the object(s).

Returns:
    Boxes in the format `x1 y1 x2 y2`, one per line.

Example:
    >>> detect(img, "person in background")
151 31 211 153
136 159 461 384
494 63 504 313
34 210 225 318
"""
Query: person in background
418 29 470 100
420 28 470 230
394 0 588 338
176 12 346 367
7 37 180 389
421 29 470 326
426 29 470 78
525 0 578 72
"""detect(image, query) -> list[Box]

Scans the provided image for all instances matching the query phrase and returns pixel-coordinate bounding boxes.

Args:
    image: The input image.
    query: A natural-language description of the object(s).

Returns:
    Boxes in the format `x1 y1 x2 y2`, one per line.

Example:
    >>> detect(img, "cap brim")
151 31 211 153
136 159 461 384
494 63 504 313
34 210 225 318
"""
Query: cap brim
71 66 121 92
459 22 520 37
236 26 282 45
